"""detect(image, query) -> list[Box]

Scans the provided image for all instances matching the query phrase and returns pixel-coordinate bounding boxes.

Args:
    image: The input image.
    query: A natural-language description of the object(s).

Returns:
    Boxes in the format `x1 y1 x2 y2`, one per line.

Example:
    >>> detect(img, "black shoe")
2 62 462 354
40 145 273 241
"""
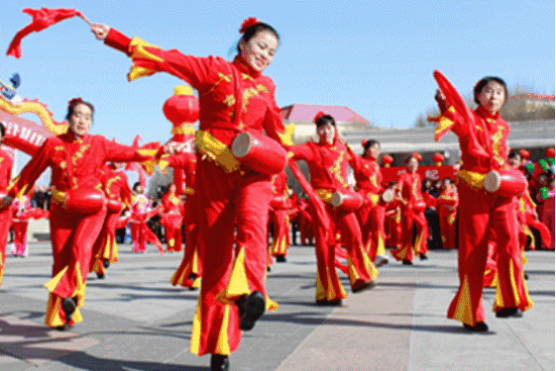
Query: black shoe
103 259 110 269
276 255 287 263
56 323 73 331
352 280 378 293
62 297 77 322
496 308 523 318
267 266 271 272
187 273 198 281
402 259 413 265
524 273 529 280
463 322 489 332
210 354 229 371
316 299 343 306
96 272 105 279
239 291 266 331
419 253 428 261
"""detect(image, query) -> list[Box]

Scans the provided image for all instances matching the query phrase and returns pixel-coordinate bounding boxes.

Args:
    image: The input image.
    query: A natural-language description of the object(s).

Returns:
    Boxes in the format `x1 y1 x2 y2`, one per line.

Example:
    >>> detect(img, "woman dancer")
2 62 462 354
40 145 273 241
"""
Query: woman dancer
1 99 154 330
432 74 533 331
92 17 294 370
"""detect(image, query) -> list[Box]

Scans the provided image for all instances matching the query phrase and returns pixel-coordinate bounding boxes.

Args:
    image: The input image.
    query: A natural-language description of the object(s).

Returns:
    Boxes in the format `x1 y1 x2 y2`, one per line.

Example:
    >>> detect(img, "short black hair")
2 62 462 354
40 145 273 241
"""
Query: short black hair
508 151 522 161
315 114 336 128
133 182 142 192
363 139 380 151
66 99 95 121
0 122 5 137
474 76 508 105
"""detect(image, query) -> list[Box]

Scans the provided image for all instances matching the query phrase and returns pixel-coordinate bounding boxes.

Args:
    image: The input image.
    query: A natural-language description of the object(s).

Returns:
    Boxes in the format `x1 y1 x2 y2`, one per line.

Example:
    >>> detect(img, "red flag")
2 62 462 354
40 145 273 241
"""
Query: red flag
7 8 84 58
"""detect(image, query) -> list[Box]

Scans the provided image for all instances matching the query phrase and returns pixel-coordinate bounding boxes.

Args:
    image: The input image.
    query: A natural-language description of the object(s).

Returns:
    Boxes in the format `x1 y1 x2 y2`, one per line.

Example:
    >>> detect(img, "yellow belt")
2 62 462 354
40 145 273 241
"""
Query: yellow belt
195 130 240 173
457 170 487 189
315 189 333 204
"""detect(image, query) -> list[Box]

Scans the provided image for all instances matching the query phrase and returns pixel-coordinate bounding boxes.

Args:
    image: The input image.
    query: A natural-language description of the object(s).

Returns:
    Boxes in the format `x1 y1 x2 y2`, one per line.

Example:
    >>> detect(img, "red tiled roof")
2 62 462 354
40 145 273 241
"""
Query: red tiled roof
280 104 370 124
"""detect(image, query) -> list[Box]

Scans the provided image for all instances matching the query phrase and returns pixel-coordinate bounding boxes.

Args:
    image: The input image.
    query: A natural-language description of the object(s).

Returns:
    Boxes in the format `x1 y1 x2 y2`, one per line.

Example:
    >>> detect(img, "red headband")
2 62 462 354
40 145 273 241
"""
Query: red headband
240 17 261 34
68 97 83 109
313 111 325 124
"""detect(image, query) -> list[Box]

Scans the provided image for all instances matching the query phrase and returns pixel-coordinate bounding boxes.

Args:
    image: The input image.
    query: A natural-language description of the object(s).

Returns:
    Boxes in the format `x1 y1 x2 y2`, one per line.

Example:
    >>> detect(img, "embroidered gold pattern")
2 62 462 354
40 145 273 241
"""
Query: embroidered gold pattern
223 95 236 107
204 72 232 96
105 176 122 198
195 130 240 173
329 151 348 187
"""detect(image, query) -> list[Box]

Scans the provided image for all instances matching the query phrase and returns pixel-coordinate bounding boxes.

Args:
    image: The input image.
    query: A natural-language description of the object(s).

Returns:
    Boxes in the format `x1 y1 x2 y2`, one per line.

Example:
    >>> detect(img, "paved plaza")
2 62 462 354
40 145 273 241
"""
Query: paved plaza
0 241 554 371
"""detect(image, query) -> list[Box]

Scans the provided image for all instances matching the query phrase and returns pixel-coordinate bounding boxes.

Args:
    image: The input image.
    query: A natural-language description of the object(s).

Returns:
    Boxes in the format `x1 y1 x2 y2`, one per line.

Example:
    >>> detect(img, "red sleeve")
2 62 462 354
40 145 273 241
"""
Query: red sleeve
103 27 215 91
9 140 52 197
261 78 294 147
100 136 154 163
288 143 314 163
346 145 361 172
119 172 132 206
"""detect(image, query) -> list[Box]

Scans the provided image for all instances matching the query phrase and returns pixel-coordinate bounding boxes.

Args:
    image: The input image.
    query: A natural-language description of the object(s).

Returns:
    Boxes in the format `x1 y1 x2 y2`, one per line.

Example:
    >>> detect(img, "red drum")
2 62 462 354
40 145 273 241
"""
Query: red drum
270 196 287 209
331 192 363 211
381 189 395 203
484 168 527 198
62 188 106 215
106 198 123 213
232 132 288 175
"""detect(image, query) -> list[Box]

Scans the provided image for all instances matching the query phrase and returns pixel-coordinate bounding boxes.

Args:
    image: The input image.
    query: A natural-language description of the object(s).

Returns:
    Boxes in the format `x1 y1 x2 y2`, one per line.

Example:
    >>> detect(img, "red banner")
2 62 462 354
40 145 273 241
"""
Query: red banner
0 108 54 155
381 165 458 184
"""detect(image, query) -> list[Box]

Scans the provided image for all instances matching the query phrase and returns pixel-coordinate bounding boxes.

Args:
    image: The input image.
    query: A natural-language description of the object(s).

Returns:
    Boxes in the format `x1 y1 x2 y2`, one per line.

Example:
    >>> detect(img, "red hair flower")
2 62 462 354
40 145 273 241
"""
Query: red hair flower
361 139 367 148
240 17 261 34
313 111 325 124
68 97 82 108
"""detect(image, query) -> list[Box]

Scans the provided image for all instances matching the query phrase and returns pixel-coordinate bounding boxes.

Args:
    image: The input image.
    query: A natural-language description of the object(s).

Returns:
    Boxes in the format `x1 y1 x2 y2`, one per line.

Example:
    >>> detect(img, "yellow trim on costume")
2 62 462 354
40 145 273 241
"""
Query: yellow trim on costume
457 170 487 189
433 106 456 141
452 276 475 326
215 305 231 355
266 295 279 312
215 246 250 304
315 189 333 204
376 234 386 257
44 266 69 292
195 130 240 173
171 123 196 136
276 123 295 147
347 255 360 286
127 37 163 81
368 193 380 207
190 296 202 355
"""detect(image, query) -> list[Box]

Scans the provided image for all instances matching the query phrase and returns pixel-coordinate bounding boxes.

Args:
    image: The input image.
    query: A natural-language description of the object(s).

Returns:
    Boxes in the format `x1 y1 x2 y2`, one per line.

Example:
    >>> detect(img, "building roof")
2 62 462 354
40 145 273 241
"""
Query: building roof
280 104 370 124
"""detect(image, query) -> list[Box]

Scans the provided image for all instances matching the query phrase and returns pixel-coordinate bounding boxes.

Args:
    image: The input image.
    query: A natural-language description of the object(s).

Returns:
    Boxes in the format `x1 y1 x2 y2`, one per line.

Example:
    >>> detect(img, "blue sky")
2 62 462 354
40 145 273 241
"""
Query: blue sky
1 0 554 181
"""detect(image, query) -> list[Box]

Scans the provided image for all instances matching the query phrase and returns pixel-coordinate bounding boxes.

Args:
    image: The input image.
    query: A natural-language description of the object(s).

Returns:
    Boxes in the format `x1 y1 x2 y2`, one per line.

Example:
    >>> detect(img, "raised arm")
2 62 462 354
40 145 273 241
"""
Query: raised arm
92 24 213 91
8 141 53 198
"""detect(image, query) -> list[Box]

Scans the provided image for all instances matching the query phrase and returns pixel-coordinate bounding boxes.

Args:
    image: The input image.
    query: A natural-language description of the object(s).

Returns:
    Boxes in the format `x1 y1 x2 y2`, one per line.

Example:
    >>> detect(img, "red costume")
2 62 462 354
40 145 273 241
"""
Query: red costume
297 198 314 245
160 187 184 252
288 139 378 303
104 27 293 356
390 170 429 263
10 195 33 257
165 151 202 289
129 193 163 253
90 164 132 277
437 183 459 250
269 171 290 259
8 131 152 328
0 147 14 287
350 149 388 262
432 98 533 327
385 194 402 249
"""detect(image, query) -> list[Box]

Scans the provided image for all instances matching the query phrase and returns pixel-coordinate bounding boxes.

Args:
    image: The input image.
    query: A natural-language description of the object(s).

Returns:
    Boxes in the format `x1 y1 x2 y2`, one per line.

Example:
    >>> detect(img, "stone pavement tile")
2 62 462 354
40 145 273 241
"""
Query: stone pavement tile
275 278 416 371
0 315 99 367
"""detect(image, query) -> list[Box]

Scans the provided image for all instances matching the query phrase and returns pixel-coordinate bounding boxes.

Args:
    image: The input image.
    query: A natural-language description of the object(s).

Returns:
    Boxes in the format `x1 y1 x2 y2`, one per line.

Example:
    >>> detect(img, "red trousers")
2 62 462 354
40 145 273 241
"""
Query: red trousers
270 208 289 256
439 212 457 250
357 200 387 261
385 211 401 248
12 220 29 257
312 205 378 302
44 204 107 327
391 207 428 262
298 208 314 245
447 181 533 326
90 210 121 276
0 208 12 287
161 213 183 252
171 195 202 288
190 160 273 357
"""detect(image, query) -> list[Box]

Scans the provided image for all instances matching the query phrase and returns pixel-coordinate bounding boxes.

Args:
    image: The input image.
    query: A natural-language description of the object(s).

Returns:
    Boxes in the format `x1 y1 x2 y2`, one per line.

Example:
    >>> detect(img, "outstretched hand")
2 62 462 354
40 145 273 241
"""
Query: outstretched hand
92 24 110 40
164 141 188 155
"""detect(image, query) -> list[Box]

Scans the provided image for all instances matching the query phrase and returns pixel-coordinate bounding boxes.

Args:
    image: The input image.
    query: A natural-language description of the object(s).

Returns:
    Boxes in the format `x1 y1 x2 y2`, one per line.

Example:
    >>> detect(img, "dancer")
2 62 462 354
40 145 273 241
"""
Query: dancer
160 183 184 252
390 154 430 265
287 113 378 305
432 74 533 331
269 171 290 262
437 178 458 250
0 98 154 329
90 162 132 278
92 17 294 370
350 139 389 266
129 182 163 254
0 123 14 287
